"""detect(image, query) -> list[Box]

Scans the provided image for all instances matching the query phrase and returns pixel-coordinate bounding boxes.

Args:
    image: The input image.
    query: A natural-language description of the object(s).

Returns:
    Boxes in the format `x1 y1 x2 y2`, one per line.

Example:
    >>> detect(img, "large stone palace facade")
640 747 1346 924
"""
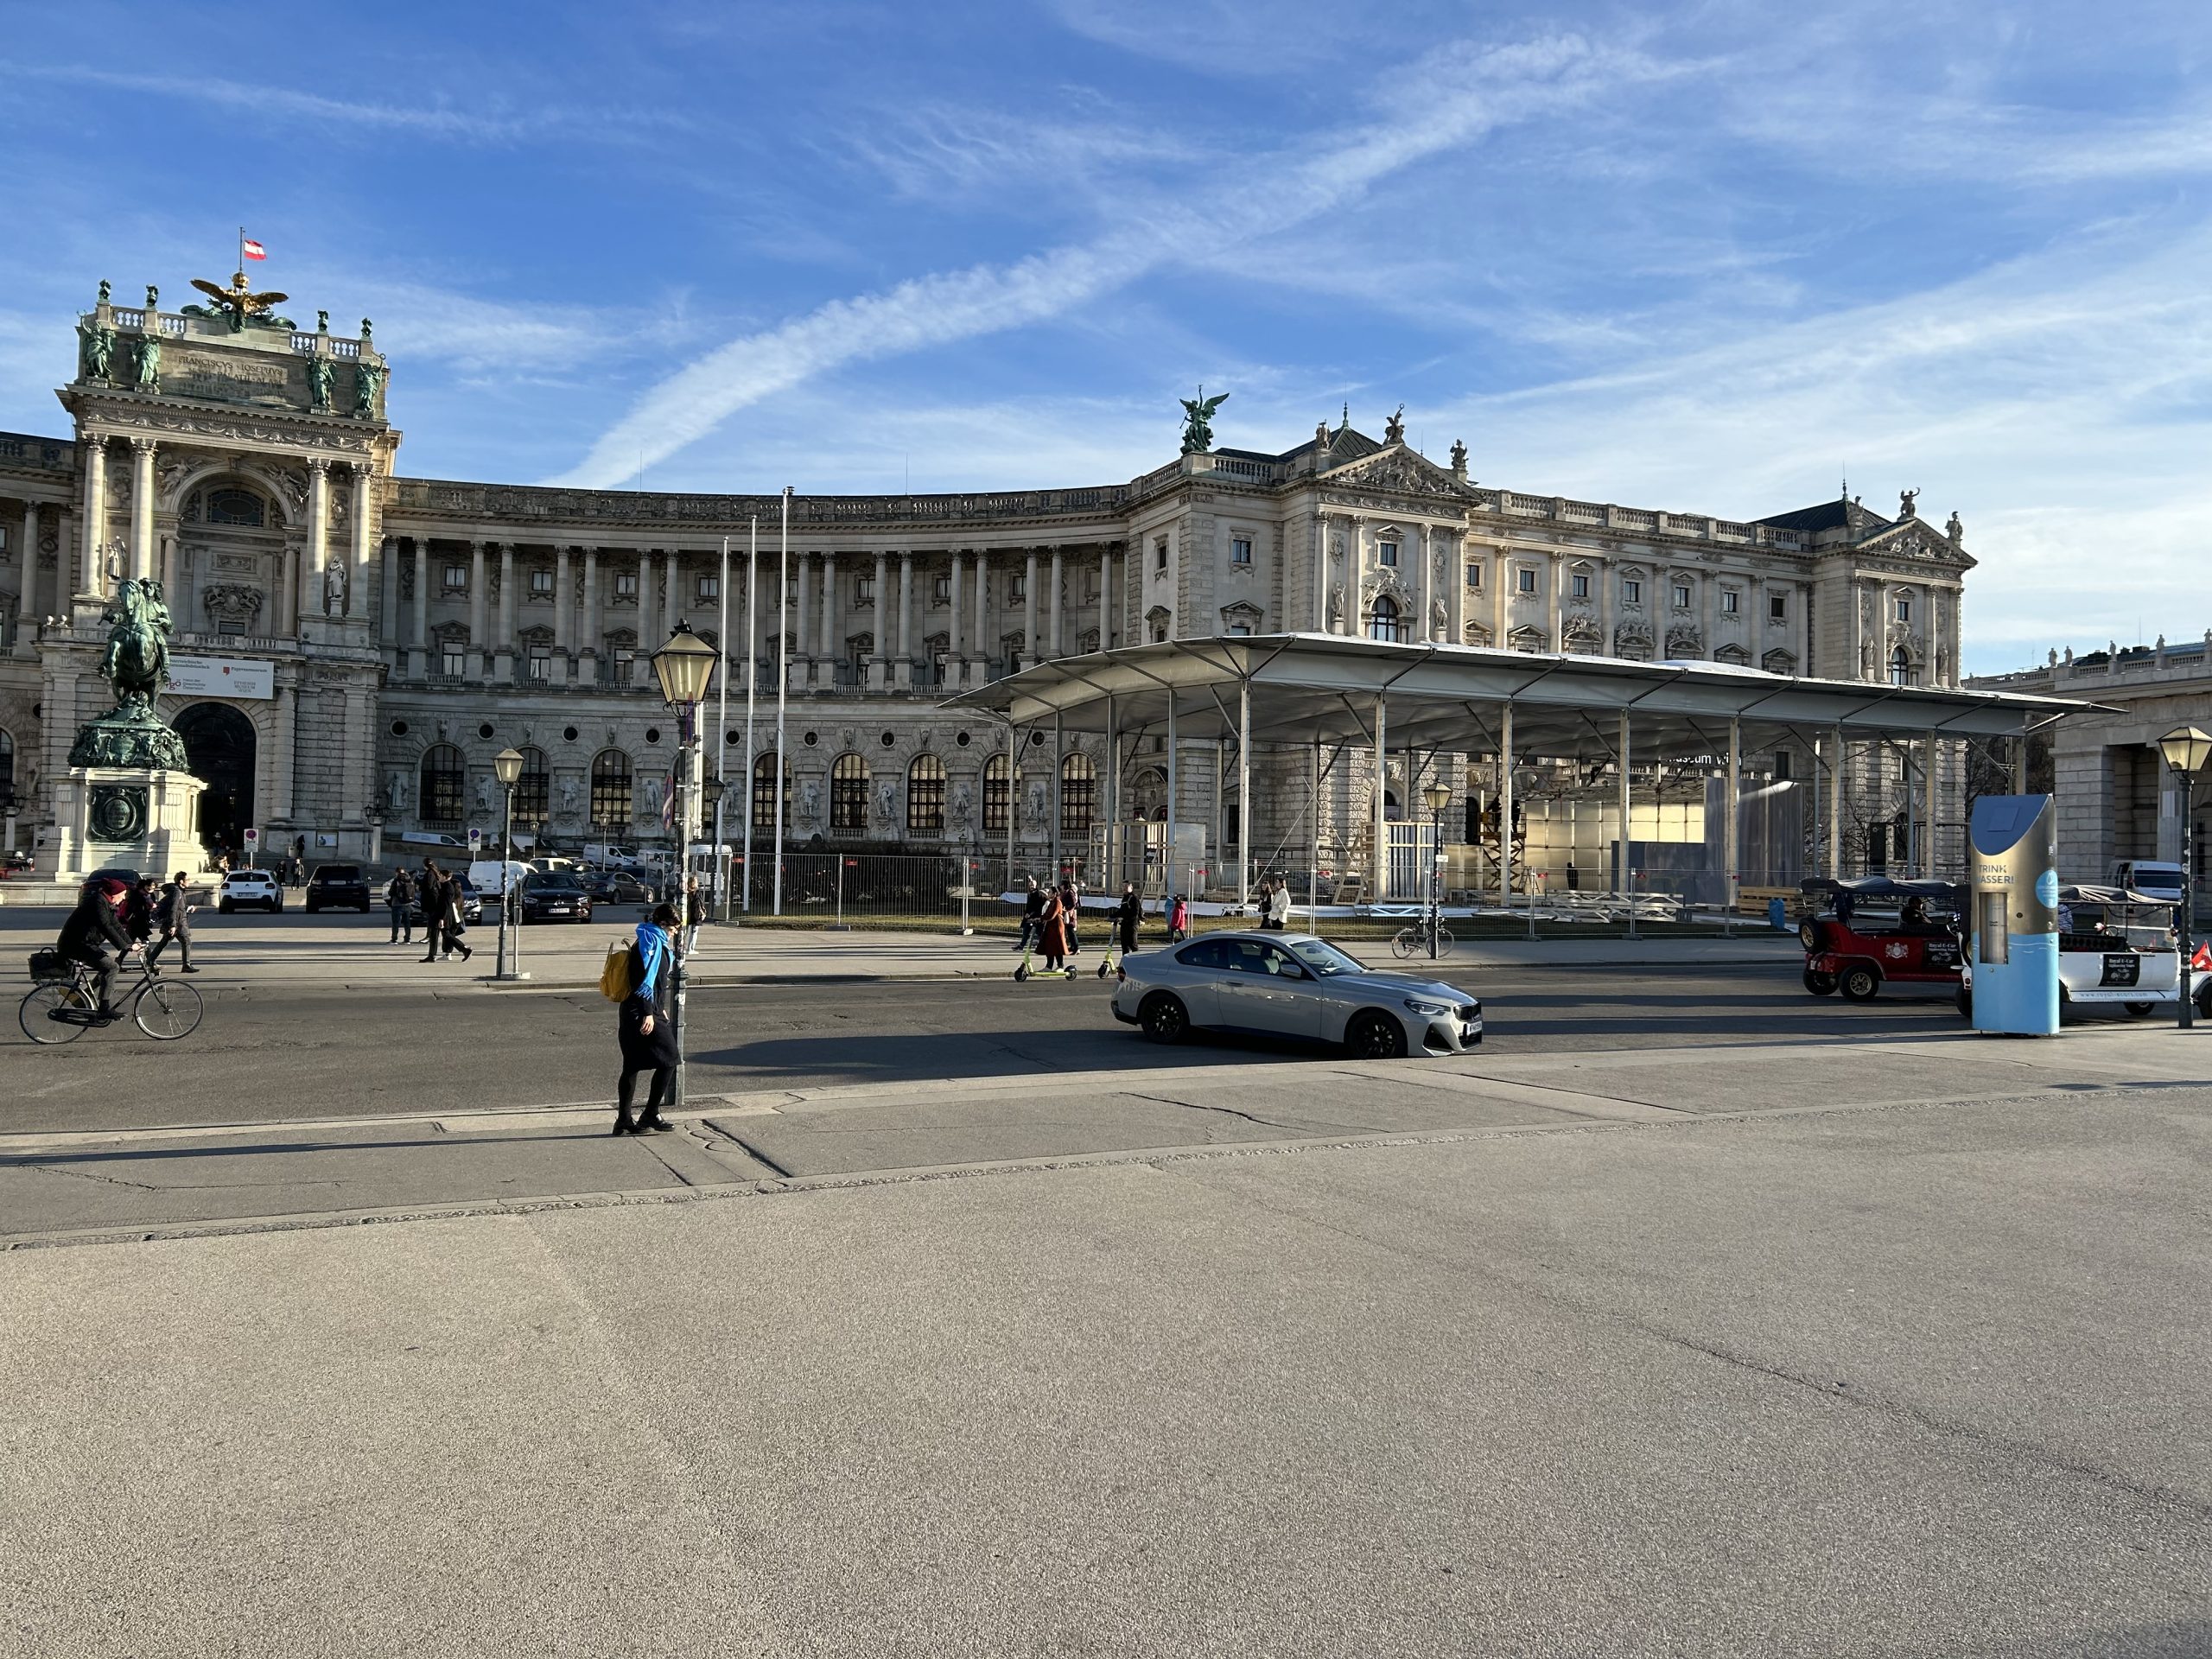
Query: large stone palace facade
0 276 1977 883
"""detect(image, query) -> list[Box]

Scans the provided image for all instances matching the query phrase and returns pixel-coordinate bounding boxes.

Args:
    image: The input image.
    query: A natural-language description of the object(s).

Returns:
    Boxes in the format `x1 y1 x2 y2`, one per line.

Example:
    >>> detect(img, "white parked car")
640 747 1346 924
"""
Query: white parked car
1110 931 1483 1058
217 868 283 914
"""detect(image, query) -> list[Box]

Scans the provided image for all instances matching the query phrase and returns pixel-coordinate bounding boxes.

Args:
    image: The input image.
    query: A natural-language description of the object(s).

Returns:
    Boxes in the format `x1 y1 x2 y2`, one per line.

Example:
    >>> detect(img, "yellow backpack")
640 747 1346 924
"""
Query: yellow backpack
598 939 634 1002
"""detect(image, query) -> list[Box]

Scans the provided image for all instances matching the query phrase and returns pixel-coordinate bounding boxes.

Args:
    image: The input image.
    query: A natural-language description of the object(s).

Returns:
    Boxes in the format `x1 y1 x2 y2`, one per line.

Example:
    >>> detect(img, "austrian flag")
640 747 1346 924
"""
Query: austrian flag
241 238 266 262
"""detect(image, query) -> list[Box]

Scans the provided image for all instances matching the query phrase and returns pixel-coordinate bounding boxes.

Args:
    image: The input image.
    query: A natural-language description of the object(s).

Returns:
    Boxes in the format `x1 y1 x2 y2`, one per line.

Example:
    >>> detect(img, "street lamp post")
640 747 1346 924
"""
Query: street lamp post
652 622 720 1116
1423 780 1452 958
493 747 524 982
2158 726 2210 1031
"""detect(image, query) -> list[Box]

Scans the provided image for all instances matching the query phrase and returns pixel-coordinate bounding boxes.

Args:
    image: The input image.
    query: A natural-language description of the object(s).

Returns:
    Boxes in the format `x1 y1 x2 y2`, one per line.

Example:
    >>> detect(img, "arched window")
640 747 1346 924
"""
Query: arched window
206 487 264 528
906 753 945 835
1367 595 1403 643
1059 752 1096 838
753 751 792 832
419 744 465 826
589 750 632 829
1890 646 1912 687
984 752 1021 836
830 753 870 831
514 746 550 827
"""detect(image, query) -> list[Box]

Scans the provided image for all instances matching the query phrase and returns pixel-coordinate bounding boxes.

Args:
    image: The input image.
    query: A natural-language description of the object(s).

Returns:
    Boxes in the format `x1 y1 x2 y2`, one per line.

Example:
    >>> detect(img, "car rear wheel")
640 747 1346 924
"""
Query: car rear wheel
218 899 232 914
2125 1001 2155 1017
1345 1011 1408 1059
1802 969 1838 996
2197 983 2212 1020
1139 992 1188 1045
1838 964 1881 1001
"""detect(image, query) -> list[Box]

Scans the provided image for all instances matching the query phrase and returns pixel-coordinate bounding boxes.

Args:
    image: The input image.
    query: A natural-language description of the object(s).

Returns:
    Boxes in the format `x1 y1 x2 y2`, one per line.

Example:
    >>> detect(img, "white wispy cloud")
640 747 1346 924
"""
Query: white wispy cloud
552 32 1673 487
26 65 539 142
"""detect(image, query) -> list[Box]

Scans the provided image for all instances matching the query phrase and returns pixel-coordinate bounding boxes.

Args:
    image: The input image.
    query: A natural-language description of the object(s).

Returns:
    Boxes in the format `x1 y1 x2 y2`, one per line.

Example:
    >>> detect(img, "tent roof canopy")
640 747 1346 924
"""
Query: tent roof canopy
943 633 2091 760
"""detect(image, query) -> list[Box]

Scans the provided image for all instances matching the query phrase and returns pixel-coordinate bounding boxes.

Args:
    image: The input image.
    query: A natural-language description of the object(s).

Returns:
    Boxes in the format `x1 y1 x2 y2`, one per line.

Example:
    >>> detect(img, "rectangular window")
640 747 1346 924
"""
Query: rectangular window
612 646 634 682
931 575 951 604
1769 592 1787 622
613 572 639 600
1378 541 1399 567
1465 563 1482 590
443 563 467 590
440 647 466 677
1516 568 1536 594
1154 540 1168 571
697 574 720 602
1570 573 1589 599
1624 579 1642 604
527 650 550 681
1721 589 1739 613
1228 623 1252 636
1895 596 1911 624
1008 574 1026 601
1230 536 1252 565
855 574 874 604
1673 583 1692 609
529 569 554 596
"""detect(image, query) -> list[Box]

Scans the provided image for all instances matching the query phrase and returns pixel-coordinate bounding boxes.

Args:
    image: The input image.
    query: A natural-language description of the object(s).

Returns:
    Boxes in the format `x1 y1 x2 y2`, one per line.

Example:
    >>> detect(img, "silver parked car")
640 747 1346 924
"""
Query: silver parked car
1110 931 1483 1058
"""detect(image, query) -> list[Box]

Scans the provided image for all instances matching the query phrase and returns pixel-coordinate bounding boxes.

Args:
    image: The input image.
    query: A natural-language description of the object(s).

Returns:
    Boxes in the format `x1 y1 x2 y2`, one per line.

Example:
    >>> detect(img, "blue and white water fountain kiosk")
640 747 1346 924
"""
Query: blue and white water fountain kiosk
1969 794 2059 1036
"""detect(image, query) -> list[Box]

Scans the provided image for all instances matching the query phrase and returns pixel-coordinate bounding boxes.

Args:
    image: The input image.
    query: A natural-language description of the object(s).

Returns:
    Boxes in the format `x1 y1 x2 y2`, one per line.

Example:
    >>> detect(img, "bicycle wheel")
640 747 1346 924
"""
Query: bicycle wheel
134 978 203 1040
1433 927 1454 957
1390 928 1418 960
21 982 93 1045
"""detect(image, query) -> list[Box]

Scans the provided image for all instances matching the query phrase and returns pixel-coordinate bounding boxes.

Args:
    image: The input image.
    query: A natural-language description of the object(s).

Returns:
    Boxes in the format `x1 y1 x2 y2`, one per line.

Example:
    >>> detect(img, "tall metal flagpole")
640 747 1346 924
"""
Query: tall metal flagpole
742 516 758 917
716 533 729 919
773 487 791 916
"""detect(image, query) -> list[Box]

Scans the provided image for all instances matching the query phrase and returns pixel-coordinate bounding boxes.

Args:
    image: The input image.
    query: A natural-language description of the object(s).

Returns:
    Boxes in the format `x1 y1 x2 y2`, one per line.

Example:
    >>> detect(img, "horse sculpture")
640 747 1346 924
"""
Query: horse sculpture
101 577 173 709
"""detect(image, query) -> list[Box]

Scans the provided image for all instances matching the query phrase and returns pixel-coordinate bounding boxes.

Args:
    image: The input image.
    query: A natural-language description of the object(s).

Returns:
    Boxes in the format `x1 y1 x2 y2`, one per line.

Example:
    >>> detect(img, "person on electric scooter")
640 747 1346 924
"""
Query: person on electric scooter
56 876 137 1020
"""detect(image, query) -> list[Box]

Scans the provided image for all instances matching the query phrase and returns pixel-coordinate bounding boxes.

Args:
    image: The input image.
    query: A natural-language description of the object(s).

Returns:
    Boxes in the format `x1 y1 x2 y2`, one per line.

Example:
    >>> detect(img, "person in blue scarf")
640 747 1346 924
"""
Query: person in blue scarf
613 902 682 1135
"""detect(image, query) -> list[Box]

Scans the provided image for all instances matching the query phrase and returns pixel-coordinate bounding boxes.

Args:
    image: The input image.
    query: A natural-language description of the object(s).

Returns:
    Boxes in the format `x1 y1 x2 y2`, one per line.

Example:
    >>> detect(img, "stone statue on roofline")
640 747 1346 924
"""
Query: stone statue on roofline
1384 405 1405 444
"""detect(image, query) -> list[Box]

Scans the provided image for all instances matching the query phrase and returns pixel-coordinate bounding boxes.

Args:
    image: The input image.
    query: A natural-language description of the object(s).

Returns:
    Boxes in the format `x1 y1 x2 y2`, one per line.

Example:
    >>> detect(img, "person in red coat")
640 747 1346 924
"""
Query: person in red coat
1039 885 1070 973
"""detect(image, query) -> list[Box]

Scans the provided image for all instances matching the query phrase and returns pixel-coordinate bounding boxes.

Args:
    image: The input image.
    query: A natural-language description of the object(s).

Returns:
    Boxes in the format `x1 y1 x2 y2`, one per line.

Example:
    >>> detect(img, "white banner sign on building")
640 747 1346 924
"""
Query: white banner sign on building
166 655 275 700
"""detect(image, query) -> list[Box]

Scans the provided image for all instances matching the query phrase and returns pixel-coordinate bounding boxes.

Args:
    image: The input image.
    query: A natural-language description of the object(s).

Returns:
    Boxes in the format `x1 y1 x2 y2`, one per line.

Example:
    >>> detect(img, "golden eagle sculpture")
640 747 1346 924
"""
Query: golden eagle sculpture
189 271 291 332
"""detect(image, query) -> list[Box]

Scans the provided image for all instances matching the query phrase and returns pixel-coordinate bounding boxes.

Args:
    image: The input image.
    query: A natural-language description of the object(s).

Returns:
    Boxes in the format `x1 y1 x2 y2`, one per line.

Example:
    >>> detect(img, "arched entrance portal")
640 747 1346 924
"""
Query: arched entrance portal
174 702 257 857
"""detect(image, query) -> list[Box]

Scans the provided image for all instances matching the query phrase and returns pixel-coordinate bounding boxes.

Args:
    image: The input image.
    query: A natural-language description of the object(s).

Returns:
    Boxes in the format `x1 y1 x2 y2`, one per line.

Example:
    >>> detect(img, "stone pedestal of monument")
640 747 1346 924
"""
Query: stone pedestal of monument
46 766 207 880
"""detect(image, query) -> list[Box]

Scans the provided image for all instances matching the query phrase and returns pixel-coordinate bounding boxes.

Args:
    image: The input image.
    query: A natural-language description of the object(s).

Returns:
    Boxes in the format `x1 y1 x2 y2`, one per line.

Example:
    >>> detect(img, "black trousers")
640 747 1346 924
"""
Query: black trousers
146 929 192 969
67 947 119 1012
618 1064 675 1118
389 905 412 943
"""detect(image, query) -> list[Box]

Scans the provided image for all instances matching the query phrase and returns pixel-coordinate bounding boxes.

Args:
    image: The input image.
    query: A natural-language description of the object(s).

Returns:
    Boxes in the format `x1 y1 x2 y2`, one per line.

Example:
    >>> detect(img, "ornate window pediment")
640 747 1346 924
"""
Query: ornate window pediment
1463 620 1493 646
1560 613 1601 653
1664 622 1702 658
1507 624 1548 653
1713 644 1750 667
200 583 263 631
1219 601 1263 632
1760 648 1798 676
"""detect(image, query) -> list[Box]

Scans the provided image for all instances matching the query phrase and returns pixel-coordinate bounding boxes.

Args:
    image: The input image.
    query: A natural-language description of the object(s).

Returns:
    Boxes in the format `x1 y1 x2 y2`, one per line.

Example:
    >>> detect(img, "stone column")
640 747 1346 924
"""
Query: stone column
1023 550 1039 667
973 550 989 673
378 535 397 657
410 540 429 678
1099 545 1113 652
553 545 572 683
348 467 373 619
495 543 517 682
897 552 914 689
1491 544 1509 648
873 549 889 686
1050 548 1065 657
130 438 156 583
79 434 105 597
467 540 487 678
1700 573 1717 662
305 459 330 626
1544 552 1561 653
1313 515 1329 631
948 552 965 668
582 547 601 683
635 547 656 686
278 546 296 638
270 671 297 822
1598 553 1615 658
793 551 811 687
819 549 837 665
1417 524 1433 643
19 502 39 624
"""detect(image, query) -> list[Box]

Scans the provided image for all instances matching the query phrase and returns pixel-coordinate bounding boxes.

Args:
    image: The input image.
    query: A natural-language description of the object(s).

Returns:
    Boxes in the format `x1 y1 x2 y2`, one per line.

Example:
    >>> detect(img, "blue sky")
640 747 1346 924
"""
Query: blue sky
3 0 2208 671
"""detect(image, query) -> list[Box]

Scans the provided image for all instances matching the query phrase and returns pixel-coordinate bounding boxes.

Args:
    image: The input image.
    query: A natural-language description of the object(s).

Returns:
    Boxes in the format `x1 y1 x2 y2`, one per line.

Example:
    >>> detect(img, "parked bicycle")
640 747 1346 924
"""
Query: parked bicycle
1389 917 1454 961
20 951 203 1044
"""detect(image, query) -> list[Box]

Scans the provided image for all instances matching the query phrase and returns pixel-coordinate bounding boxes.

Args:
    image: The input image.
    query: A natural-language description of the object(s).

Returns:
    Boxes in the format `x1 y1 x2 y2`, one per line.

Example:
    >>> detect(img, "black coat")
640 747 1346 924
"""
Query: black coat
156 882 194 937
617 934 679 1070
387 872 416 908
58 892 131 958
1117 894 1141 950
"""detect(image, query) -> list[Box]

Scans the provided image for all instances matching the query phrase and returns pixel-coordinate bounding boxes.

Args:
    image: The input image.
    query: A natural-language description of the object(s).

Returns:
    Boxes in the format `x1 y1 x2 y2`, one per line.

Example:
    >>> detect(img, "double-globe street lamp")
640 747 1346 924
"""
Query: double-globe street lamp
493 746 526 982
652 622 721 1113
2157 725 2210 1031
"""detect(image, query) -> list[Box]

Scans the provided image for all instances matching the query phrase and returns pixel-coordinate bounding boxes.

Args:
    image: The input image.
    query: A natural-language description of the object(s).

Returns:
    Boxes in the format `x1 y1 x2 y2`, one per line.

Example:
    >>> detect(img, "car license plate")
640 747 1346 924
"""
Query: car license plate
2101 954 2141 988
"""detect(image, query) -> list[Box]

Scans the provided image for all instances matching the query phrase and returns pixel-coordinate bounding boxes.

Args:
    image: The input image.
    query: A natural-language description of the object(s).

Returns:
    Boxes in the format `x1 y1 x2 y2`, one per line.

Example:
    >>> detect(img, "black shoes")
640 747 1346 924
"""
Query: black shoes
181 967 201 975
639 1115 676 1134
612 1114 639 1136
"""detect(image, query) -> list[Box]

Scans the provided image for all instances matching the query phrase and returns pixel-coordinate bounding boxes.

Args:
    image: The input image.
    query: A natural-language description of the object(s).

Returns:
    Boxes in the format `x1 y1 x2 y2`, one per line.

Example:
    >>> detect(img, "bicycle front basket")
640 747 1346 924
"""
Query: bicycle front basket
27 949 66 982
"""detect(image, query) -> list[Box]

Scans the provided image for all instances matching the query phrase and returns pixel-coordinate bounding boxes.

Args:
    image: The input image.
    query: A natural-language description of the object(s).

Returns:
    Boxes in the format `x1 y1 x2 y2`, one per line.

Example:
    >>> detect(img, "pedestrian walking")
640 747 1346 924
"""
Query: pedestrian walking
612 902 682 1135
1116 882 1141 956
417 861 446 962
1058 878 1081 955
386 868 416 944
123 875 157 955
683 874 703 953
147 871 200 973
1039 882 1070 974
1169 893 1190 942
1267 878 1292 931
1016 877 1044 952
438 874 474 963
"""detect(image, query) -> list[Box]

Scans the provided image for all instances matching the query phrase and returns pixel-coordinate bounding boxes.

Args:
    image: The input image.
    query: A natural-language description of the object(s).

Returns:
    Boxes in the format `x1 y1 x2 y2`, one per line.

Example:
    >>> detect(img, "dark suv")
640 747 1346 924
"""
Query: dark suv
304 863 372 913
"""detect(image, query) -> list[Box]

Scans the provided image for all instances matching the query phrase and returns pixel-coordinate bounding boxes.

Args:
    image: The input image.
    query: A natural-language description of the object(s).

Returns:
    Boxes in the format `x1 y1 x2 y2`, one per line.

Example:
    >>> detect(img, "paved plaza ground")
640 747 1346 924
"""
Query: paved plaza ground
3 915 2209 1655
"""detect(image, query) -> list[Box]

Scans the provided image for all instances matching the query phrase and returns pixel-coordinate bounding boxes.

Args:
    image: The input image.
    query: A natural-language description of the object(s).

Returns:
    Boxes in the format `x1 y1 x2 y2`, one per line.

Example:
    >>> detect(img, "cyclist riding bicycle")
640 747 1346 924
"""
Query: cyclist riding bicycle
56 875 137 1022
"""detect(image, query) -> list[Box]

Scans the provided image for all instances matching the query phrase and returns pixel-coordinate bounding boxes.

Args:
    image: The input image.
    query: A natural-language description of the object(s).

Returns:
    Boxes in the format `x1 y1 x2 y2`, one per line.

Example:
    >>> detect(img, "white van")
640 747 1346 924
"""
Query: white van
467 859 533 912
2112 861 2186 905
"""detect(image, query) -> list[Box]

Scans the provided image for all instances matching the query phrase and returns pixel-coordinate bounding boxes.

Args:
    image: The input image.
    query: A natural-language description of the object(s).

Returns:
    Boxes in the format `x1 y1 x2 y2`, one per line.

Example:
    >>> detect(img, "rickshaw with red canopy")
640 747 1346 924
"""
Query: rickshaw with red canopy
1798 876 1967 1001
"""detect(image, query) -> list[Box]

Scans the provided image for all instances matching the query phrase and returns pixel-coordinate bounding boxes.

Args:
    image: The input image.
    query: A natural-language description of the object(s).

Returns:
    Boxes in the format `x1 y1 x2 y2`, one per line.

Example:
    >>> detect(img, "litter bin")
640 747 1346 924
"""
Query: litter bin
1767 897 1787 931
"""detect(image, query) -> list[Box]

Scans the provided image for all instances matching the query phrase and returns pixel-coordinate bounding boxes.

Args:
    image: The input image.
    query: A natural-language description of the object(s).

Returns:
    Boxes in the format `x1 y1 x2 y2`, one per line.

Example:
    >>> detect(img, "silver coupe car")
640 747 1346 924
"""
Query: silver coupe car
1110 931 1483 1058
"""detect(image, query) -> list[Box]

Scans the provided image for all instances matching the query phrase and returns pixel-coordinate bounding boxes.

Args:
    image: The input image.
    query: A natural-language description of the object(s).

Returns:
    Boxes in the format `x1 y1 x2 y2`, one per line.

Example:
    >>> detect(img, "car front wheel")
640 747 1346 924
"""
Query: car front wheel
1140 992 1188 1045
1345 1010 1408 1059
1802 969 1838 996
1838 964 1880 1001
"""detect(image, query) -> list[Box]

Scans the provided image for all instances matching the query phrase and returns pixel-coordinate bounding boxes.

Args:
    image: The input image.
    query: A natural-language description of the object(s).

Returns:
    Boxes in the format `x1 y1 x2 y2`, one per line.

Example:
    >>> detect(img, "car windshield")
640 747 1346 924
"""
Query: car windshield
526 874 582 892
316 867 361 881
1285 938 1364 976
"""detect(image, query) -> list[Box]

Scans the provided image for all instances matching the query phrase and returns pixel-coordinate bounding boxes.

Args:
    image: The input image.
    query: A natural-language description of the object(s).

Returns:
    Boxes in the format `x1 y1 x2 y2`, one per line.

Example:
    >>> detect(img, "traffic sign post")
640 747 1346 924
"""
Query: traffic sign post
242 826 258 868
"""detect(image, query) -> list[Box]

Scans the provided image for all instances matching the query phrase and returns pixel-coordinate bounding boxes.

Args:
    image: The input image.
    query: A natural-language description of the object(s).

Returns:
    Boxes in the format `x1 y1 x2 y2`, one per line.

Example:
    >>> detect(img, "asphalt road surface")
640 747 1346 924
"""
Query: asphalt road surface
0 962 1965 1135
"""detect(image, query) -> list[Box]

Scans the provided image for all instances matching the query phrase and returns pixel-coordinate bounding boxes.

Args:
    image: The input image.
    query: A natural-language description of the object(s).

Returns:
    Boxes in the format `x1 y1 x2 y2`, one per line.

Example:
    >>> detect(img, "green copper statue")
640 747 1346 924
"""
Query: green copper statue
1179 386 1227 454
308 353 334 412
130 330 161 391
354 356 385 418
77 315 115 382
67 577 192 771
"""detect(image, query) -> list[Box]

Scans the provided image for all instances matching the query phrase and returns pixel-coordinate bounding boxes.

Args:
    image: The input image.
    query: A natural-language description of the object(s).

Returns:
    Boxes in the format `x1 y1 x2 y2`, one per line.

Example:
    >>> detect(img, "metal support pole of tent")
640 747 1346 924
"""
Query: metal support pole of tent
1165 693 1179 913
1725 716 1741 935
772 491 791 917
1309 734 1321 934
1498 702 1515 910
1237 679 1252 908
2012 720 2029 794
1808 730 1821 883
1005 721 1018 893
1051 708 1063 877
1211 737 1224 896
1371 692 1389 904
1104 693 1118 891
1923 729 1940 877
1619 711 1634 940
1828 721 1844 878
